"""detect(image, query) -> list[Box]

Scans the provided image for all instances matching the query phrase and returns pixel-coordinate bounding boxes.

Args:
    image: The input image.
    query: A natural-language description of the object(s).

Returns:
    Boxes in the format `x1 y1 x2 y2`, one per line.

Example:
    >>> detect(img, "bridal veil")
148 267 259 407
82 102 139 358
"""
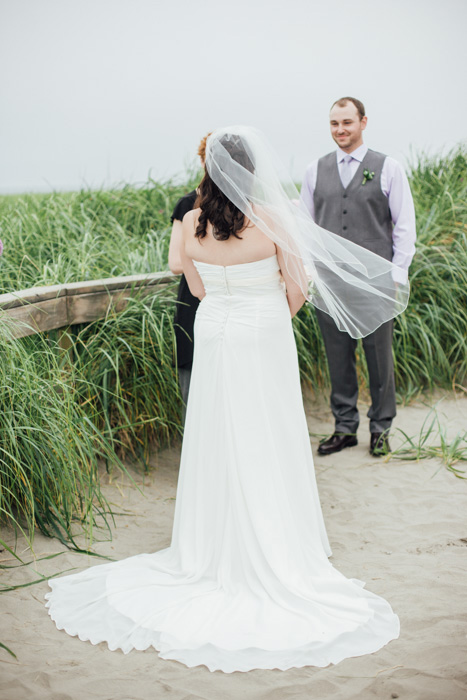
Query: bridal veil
205 126 410 338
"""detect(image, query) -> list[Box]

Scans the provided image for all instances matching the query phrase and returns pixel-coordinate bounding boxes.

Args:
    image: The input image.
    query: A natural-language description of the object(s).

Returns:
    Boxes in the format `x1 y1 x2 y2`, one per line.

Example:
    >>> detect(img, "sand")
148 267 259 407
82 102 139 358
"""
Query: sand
1 391 467 700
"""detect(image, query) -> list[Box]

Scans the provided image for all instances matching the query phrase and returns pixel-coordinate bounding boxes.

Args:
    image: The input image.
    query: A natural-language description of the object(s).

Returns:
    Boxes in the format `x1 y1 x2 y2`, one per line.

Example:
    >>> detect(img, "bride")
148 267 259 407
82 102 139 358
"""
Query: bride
46 126 407 673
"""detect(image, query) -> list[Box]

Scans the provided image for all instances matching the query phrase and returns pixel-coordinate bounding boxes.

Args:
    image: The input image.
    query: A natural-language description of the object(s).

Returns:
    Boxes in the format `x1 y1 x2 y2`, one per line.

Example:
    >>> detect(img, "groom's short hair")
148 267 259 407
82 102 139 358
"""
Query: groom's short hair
331 97 365 120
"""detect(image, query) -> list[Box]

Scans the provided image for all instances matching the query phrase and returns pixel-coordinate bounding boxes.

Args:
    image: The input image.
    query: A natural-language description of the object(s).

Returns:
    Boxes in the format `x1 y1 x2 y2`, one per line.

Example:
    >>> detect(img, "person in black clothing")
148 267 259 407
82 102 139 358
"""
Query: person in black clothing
169 133 210 418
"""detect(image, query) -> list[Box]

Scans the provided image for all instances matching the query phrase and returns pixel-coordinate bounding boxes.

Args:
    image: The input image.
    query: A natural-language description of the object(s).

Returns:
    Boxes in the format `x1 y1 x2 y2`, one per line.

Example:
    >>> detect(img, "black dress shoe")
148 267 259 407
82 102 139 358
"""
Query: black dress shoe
318 432 358 456
370 432 391 456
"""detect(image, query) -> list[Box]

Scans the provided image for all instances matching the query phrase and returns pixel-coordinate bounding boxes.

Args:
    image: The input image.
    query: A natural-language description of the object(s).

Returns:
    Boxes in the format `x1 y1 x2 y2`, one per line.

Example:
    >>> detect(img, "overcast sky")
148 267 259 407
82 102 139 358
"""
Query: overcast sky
1 0 466 193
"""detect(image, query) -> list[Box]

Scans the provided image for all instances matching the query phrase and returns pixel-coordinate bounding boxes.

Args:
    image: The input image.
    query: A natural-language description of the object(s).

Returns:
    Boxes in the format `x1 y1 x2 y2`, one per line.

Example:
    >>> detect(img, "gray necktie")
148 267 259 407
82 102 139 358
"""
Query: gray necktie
340 155 353 189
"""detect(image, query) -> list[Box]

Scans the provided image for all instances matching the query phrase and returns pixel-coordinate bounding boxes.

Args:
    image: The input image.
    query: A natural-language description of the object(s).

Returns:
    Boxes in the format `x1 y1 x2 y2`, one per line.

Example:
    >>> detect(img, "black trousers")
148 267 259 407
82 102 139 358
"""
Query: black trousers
178 367 192 425
316 310 396 434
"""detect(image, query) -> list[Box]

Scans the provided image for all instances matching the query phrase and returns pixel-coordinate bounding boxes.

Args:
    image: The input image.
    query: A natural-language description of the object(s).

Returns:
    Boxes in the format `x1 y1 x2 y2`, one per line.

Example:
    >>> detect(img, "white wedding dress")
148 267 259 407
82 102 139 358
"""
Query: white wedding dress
46 255 399 672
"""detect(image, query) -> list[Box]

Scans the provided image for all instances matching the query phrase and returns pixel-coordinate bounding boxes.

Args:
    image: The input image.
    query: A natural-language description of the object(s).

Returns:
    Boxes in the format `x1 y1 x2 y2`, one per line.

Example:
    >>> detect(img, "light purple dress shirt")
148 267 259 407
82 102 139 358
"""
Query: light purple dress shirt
300 144 416 284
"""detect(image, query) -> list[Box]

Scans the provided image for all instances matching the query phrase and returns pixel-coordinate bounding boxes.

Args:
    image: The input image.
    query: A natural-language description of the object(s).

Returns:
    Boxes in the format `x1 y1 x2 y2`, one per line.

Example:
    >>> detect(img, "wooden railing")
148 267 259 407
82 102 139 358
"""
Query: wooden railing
0 271 176 338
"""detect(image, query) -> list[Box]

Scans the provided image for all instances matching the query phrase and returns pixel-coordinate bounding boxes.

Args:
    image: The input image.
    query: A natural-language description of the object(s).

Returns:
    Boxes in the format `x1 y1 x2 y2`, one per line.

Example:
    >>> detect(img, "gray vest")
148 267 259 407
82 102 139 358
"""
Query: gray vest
313 149 393 261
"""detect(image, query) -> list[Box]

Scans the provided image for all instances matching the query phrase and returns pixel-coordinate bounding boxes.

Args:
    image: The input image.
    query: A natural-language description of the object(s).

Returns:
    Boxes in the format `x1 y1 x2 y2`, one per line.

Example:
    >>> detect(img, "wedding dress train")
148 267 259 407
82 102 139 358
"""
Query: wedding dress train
46 255 399 672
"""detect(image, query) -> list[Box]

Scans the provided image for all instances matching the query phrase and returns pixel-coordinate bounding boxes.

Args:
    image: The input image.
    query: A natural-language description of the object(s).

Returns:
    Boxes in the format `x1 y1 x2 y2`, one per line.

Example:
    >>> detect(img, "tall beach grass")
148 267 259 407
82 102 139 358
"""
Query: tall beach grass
395 146 467 392
0 174 199 288
0 318 119 551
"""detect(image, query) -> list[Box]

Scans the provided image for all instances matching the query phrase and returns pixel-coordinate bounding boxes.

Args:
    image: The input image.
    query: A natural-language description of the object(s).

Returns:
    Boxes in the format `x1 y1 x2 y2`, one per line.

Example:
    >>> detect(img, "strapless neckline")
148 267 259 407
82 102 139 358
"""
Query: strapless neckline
193 254 281 296
192 254 277 269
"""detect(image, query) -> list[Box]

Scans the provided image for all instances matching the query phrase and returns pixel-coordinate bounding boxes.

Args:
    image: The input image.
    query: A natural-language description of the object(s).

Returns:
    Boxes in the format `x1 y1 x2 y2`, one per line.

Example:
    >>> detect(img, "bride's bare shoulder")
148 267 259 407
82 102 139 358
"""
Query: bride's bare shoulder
250 203 274 225
182 207 201 234
182 207 201 224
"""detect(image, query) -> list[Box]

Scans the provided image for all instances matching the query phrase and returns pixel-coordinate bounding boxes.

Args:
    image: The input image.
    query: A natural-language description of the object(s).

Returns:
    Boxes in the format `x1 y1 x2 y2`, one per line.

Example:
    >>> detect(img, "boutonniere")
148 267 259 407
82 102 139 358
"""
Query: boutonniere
362 169 375 185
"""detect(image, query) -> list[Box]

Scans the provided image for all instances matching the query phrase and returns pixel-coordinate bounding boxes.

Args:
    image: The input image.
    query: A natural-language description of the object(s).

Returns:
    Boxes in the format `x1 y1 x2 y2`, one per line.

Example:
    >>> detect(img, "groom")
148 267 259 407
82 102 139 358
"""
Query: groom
300 97 416 456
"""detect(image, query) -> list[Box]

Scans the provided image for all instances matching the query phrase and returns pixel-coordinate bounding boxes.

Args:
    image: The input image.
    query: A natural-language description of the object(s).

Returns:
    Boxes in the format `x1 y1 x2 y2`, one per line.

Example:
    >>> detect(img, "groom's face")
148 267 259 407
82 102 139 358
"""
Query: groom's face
329 103 367 153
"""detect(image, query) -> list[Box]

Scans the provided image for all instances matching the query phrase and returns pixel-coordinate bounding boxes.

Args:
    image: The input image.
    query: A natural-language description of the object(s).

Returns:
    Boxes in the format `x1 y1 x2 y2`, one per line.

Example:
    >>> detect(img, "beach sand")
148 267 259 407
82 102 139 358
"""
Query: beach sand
1 391 467 700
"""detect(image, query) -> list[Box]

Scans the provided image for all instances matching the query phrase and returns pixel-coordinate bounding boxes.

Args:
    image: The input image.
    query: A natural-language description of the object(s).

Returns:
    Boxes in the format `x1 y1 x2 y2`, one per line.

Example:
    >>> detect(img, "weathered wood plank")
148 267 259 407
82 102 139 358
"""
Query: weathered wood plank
0 285 66 310
1 297 69 338
67 289 133 325
0 272 177 336
66 282 172 325
64 271 174 296
0 271 175 309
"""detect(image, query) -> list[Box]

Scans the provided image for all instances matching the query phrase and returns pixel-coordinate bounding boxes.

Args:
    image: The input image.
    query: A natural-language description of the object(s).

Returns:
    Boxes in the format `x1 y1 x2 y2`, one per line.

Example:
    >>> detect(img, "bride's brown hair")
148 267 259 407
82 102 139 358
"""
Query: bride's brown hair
195 135 254 241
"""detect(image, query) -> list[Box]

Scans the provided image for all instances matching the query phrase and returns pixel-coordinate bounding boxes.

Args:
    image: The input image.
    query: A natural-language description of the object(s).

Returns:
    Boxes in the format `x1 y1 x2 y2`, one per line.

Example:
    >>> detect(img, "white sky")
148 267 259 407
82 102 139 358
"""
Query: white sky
1 0 466 193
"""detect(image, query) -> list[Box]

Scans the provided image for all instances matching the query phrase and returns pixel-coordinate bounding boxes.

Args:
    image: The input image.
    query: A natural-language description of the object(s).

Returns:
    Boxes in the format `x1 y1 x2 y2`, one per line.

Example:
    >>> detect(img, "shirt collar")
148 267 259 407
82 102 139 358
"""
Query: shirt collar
336 144 368 163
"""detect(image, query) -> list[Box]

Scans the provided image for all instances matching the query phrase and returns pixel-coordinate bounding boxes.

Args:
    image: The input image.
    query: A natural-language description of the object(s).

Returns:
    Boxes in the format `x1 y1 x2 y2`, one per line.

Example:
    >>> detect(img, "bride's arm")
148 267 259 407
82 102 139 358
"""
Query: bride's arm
168 219 184 274
276 245 306 318
180 211 206 300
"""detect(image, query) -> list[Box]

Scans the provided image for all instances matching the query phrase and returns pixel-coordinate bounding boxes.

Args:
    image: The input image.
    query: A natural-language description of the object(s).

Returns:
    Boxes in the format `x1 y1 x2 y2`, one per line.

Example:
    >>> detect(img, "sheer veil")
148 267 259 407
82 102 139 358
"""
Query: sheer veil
205 125 410 339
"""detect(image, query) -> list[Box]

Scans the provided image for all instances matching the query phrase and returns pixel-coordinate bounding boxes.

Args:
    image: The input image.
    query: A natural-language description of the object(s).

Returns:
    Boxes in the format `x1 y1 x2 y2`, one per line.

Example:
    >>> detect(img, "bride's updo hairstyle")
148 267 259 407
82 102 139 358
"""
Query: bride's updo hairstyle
195 134 254 241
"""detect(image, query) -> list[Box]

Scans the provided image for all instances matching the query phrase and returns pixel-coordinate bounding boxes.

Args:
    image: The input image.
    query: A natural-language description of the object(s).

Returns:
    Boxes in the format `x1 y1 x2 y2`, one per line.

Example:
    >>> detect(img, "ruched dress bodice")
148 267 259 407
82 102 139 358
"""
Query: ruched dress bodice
193 255 284 297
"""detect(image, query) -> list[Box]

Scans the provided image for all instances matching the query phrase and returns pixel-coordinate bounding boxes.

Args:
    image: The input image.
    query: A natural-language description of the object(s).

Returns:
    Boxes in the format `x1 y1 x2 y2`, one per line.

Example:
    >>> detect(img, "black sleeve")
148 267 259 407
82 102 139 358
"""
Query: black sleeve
170 190 198 223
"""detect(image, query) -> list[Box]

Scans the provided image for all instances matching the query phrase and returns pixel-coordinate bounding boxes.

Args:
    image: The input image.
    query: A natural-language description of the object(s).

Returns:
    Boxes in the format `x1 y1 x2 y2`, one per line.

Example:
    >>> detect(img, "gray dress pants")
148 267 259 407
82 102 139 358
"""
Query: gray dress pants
316 310 396 434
